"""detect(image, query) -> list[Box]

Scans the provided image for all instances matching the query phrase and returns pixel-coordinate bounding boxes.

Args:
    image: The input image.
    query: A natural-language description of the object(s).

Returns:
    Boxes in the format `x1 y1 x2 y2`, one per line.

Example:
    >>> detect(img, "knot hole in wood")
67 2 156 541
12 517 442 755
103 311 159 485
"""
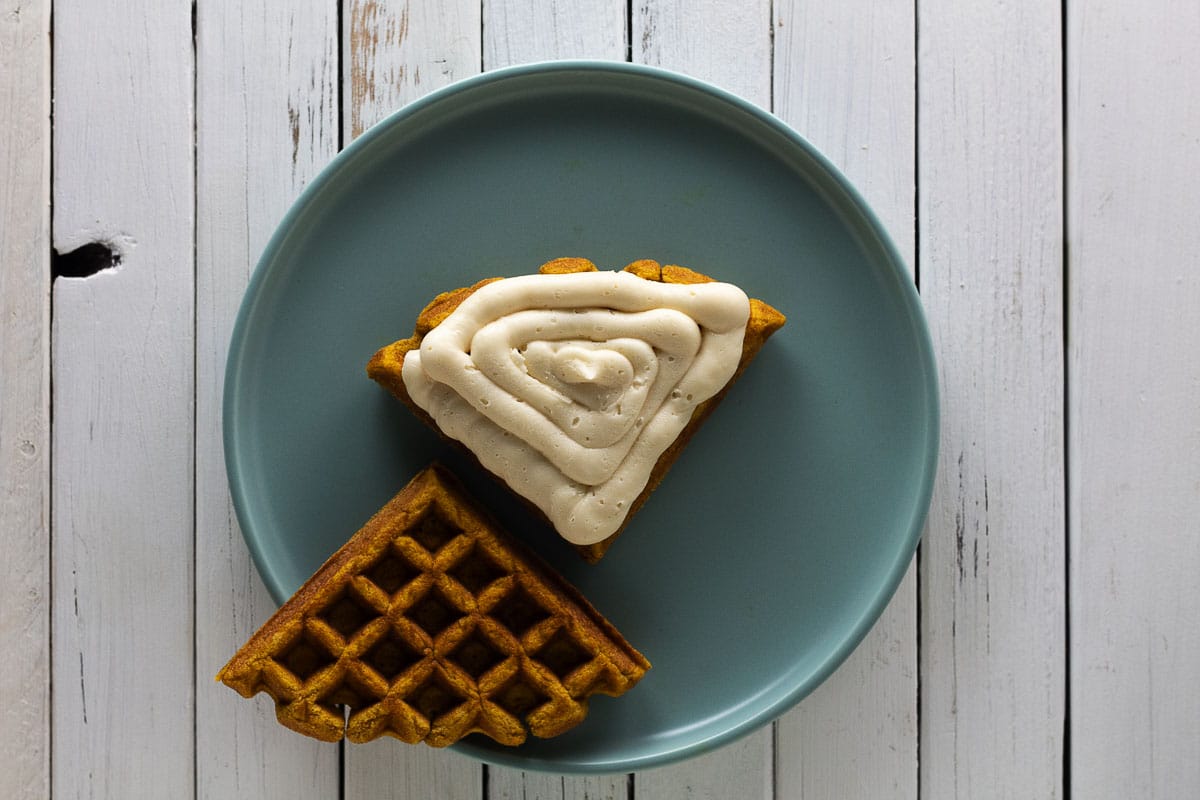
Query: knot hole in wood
51 242 121 280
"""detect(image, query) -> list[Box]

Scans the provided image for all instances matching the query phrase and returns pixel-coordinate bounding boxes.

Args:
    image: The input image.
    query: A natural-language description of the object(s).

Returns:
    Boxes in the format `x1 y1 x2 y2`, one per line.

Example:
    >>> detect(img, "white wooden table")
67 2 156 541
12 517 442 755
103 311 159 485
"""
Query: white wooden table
3 0 1198 797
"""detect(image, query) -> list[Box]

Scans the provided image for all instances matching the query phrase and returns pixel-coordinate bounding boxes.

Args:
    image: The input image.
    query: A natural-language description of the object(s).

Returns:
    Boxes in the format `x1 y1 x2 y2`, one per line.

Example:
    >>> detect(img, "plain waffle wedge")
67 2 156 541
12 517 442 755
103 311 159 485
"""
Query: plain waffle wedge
367 257 787 563
216 463 650 746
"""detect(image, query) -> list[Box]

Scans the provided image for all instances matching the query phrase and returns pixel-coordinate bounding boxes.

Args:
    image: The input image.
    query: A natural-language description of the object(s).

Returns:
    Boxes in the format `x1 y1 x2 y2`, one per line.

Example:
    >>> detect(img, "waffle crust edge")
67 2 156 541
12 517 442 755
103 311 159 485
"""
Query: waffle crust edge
216 463 651 746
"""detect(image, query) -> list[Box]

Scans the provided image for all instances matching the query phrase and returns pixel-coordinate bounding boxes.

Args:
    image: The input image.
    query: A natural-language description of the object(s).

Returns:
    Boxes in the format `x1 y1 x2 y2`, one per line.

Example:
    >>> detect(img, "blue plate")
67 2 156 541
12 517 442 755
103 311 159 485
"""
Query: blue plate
224 61 938 773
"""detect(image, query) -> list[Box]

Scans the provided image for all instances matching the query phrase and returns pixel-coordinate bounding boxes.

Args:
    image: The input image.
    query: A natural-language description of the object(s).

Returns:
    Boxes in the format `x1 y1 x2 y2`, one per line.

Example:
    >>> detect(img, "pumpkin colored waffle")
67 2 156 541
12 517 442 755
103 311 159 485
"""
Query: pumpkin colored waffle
216 463 650 746
367 257 786 563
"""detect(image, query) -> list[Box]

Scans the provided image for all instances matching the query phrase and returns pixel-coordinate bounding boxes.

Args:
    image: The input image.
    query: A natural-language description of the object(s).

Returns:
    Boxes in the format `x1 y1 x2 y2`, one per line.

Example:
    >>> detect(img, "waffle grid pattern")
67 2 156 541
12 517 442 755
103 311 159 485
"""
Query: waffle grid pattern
218 466 649 747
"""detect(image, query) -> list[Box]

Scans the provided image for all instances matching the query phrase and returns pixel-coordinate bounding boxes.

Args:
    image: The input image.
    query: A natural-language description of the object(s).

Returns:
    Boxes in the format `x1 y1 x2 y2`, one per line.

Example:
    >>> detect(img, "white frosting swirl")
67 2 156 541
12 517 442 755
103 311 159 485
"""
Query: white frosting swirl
401 270 749 545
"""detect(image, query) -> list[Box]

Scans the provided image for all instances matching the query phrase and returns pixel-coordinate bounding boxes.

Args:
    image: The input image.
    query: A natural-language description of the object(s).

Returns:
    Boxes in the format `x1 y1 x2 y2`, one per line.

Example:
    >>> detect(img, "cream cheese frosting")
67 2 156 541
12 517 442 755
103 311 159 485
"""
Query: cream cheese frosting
401 270 750 545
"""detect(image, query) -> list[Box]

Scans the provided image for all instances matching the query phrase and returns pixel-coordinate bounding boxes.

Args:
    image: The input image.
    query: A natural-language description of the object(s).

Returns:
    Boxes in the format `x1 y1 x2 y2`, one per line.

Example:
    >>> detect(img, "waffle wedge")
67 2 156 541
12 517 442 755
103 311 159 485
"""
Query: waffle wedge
217 464 650 746
367 257 786 562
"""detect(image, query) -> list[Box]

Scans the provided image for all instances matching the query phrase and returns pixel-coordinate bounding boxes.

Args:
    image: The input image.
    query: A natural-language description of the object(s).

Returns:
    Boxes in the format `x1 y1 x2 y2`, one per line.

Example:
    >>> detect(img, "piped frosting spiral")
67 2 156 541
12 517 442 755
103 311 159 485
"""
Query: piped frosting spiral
400 270 750 545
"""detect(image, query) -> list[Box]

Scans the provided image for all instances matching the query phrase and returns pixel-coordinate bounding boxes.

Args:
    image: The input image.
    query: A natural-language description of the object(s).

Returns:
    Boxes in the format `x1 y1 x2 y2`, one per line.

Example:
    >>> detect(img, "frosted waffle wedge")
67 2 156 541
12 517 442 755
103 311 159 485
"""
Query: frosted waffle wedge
367 257 787 562
217 464 650 746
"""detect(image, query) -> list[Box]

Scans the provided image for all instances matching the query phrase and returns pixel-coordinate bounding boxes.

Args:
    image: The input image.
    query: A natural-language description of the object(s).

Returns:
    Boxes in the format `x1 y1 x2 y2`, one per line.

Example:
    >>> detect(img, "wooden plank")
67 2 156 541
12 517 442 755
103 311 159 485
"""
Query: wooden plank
772 1 918 796
342 2 484 795
488 771 629 800
344 740 484 799
634 0 771 108
193 1 342 797
50 0 196 797
630 1 774 795
916 0 1065 798
0 1 51 798
483 0 626 67
345 0 484 140
1067 2 1200 797
771 0 915 263
634 734 772 800
479 0 628 794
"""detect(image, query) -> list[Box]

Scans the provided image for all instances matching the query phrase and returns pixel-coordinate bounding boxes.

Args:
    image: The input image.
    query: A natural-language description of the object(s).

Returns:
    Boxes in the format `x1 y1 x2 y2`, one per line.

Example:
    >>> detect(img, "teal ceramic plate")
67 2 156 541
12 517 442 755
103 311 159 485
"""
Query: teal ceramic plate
225 62 938 774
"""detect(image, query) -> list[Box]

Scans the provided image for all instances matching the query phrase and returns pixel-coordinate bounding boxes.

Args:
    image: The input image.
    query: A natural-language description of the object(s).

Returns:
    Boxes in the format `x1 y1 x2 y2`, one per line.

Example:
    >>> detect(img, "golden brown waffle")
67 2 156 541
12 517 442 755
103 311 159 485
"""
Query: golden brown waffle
216 464 651 746
367 257 787 563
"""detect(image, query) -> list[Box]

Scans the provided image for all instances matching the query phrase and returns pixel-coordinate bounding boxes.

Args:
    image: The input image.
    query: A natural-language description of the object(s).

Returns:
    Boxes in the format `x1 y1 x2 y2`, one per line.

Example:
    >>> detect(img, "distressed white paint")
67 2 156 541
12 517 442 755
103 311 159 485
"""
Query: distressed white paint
194 1 342 797
483 0 626 67
918 1 1065 798
488 770 629 800
50 0 196 797
772 0 915 262
344 741 484 800
634 0 771 109
345 0 484 140
772 1 918 796
0 1 50 798
635 734 773 800
1067 1 1200 797
629 2 774 797
342 1 486 795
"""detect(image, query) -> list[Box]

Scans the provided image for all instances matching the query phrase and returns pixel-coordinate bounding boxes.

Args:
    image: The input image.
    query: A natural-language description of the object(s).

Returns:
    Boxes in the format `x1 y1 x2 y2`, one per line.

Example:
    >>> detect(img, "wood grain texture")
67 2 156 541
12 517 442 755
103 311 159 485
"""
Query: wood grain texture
1067 1 1200 796
772 2 918 796
344 740 483 800
634 0 772 108
629 2 774 795
917 1 1065 798
50 0 196 797
194 1 341 797
345 0 483 139
342 1 485 794
772 0 916 260
0 1 50 798
483 0 626 67
634 734 773 800
488 771 629 800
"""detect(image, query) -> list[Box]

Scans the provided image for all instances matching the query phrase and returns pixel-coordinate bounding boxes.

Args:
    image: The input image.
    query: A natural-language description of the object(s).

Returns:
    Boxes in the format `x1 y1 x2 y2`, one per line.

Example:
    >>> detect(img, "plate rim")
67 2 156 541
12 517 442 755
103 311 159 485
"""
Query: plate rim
223 59 940 774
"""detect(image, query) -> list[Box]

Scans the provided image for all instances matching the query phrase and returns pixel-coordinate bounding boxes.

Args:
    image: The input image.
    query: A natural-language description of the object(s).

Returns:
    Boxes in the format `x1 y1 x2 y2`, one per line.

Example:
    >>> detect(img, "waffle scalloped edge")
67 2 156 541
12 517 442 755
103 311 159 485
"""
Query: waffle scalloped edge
366 257 787 563
216 463 651 747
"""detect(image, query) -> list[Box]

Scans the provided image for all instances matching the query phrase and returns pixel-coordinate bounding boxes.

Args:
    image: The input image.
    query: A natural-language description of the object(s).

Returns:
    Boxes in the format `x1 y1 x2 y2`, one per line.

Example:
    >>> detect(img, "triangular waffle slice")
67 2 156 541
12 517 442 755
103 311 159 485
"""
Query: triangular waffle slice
217 464 650 746
367 257 787 563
